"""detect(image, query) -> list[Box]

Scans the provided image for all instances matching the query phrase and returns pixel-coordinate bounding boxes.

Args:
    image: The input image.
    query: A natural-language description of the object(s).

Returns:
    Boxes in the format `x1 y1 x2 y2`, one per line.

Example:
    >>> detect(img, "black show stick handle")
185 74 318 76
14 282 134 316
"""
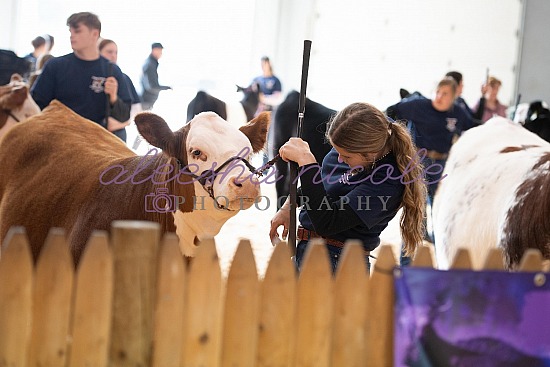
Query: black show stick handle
288 40 312 255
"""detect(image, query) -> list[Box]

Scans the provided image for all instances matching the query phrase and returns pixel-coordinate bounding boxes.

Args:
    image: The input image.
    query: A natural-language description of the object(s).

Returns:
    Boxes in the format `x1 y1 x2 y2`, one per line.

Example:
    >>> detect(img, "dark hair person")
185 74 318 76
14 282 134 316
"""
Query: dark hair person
270 102 427 273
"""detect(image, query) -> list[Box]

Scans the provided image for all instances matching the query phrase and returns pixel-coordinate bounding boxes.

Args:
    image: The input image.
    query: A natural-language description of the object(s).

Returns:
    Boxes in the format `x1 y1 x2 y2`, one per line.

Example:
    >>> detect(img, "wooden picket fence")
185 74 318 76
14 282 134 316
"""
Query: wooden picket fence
0 220 547 367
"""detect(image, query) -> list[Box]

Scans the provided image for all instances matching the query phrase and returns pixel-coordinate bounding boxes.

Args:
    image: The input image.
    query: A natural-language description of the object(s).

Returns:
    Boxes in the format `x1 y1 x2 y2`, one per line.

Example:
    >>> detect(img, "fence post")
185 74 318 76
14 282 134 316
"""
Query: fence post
257 242 296 367
412 245 435 268
69 231 113 367
221 239 260 367
294 239 333 367
181 238 223 367
331 240 370 367
367 244 396 366
0 227 33 365
28 228 74 366
483 248 505 270
109 220 160 366
519 249 544 271
152 233 186 367
449 248 472 269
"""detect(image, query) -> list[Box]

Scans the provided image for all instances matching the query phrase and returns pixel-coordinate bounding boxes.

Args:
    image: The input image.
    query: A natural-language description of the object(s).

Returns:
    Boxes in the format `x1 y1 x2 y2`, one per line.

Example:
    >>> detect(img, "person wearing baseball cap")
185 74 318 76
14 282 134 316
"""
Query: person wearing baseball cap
140 42 171 110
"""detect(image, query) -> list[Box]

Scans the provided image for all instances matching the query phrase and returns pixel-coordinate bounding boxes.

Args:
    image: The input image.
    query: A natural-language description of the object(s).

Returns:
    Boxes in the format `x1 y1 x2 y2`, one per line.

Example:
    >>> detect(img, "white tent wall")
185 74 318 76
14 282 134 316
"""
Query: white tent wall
516 0 550 105
3 0 546 113
271 0 523 111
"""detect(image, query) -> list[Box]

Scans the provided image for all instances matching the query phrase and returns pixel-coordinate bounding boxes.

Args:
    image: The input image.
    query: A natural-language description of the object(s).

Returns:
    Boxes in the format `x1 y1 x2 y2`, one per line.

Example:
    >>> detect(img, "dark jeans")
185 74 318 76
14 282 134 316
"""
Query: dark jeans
295 240 370 274
423 156 447 211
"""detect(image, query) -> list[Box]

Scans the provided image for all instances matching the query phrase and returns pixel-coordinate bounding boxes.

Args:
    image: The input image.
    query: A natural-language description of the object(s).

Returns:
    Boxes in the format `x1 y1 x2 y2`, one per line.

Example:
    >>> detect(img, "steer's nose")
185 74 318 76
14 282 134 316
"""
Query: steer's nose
231 177 243 188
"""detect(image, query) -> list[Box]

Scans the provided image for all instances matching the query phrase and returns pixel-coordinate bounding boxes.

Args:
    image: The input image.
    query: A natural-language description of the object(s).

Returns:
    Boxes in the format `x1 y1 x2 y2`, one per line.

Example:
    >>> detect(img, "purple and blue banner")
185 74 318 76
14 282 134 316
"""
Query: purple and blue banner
394 267 550 366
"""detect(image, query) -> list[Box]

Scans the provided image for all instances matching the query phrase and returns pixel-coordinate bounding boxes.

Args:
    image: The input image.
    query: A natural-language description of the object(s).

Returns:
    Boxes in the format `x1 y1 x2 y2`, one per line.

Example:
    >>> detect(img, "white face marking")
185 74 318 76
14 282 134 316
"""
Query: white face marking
171 112 263 256
184 112 261 210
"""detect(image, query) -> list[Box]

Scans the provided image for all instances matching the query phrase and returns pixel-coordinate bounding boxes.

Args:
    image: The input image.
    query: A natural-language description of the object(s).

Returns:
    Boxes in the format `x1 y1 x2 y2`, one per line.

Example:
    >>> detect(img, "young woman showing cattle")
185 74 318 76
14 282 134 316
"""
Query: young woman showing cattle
269 102 427 273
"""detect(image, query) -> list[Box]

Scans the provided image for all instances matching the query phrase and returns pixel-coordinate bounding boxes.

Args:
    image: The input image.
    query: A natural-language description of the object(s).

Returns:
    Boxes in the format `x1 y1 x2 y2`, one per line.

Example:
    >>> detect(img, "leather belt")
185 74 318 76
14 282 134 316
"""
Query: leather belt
423 150 448 160
297 226 370 256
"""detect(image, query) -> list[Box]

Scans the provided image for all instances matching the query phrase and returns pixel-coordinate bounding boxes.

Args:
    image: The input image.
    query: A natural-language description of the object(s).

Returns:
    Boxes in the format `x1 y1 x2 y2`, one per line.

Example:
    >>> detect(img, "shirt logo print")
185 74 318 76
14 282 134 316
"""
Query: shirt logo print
446 118 457 132
90 76 106 93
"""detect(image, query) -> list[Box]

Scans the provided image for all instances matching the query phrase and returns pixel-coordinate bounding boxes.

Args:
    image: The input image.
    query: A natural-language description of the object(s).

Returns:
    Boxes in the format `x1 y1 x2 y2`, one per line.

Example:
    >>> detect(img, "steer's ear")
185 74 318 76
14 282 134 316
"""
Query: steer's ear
239 111 270 153
134 112 180 157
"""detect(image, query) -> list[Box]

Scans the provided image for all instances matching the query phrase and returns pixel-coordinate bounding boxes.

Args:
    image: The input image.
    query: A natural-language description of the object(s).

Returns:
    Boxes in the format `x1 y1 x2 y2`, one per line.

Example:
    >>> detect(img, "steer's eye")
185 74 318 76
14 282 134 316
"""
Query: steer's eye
190 149 207 161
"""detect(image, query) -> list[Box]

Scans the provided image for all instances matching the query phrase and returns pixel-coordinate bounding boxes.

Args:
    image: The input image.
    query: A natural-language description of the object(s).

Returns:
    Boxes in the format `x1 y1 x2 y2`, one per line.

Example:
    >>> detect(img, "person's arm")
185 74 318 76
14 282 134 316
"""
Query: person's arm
260 91 283 107
270 187 308 243
109 99 131 123
471 83 488 121
30 62 56 110
278 137 366 235
269 196 292 243
471 97 485 121
107 67 132 122
144 64 170 92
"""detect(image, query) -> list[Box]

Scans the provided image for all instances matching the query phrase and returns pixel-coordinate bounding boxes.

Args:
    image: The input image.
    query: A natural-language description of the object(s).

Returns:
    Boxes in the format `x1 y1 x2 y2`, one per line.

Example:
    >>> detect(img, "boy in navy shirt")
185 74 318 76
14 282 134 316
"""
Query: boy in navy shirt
31 12 131 131
387 77 475 203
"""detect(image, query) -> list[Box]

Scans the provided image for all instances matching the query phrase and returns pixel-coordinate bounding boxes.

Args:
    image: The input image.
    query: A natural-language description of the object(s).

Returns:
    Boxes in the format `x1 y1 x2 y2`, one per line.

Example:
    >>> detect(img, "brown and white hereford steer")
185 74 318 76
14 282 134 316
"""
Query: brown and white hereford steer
432 116 550 269
0 74 40 141
0 100 269 263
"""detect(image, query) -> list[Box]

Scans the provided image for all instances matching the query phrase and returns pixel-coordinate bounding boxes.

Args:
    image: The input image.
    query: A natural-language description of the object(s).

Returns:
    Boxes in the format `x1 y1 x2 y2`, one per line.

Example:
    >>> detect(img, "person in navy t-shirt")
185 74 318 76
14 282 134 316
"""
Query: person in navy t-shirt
252 56 282 114
31 12 131 134
270 102 427 273
386 77 477 263
386 77 476 205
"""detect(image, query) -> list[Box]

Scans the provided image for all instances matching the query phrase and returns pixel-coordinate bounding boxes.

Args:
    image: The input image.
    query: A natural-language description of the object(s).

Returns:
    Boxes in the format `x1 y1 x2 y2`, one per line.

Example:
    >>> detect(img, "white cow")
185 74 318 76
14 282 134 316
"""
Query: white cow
432 116 550 269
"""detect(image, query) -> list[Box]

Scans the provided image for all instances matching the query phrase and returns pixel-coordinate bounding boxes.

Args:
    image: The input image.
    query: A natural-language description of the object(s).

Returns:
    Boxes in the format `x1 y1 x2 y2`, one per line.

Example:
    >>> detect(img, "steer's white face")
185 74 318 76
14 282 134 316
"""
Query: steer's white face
169 111 269 257
185 112 261 211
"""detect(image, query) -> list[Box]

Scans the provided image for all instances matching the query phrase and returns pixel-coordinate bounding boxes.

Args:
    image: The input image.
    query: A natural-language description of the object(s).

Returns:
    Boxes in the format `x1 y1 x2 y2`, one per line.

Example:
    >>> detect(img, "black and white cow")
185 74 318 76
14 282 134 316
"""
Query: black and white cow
269 91 336 209
186 83 260 126
432 116 550 269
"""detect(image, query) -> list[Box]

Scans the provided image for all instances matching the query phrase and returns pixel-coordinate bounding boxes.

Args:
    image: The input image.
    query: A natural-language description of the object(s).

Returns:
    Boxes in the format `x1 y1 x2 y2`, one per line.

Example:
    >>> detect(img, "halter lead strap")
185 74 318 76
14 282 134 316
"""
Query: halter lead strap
175 155 279 211
3 109 20 122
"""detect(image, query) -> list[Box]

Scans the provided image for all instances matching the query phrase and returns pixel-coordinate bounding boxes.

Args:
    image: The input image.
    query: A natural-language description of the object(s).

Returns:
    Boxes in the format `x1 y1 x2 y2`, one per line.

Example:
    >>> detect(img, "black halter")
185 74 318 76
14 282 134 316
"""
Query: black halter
2 109 20 122
176 154 280 211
